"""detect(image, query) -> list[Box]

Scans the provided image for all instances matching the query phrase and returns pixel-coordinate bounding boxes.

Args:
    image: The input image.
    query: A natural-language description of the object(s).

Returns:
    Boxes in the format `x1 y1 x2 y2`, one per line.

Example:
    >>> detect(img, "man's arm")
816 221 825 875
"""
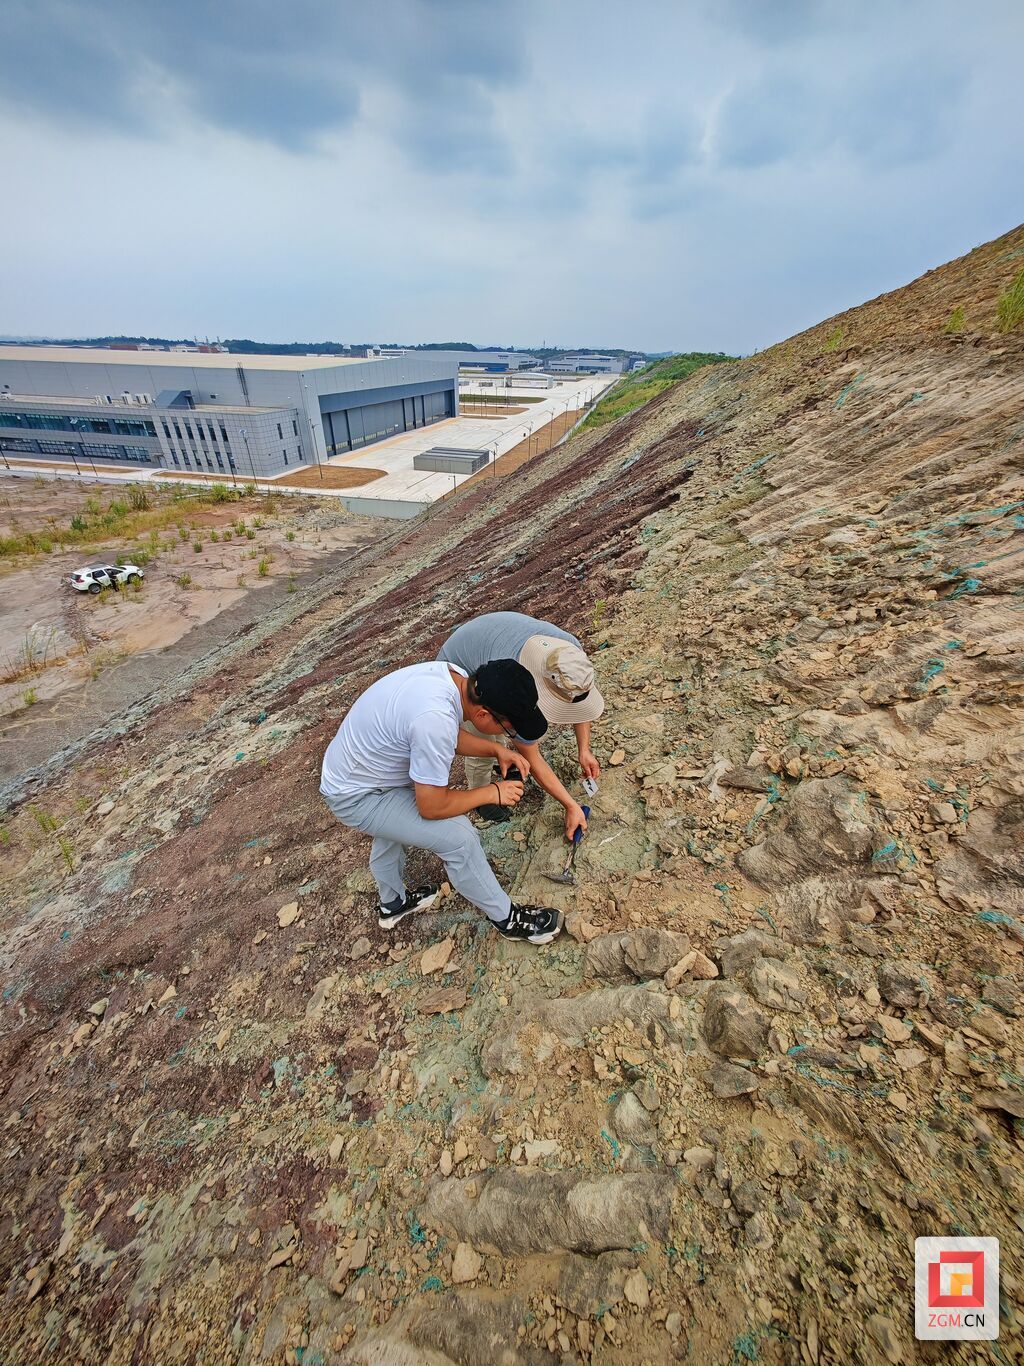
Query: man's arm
573 721 600 780
415 779 523 820
514 742 588 839
455 728 504 759
455 726 531 779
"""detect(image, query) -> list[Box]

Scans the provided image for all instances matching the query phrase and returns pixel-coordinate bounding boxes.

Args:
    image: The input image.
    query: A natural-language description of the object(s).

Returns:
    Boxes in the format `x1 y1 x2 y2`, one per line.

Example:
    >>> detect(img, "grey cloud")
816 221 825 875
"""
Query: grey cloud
716 58 965 169
0 0 525 151
706 0 837 46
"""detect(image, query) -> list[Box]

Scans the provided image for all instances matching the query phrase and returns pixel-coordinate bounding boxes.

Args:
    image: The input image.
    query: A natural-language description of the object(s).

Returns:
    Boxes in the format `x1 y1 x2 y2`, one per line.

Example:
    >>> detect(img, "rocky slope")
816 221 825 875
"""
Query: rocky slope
1 227 1022 1364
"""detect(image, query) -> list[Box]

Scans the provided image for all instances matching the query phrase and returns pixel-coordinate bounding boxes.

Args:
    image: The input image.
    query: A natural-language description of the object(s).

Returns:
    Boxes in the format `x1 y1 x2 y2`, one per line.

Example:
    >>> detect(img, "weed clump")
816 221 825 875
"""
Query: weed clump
996 267 1024 333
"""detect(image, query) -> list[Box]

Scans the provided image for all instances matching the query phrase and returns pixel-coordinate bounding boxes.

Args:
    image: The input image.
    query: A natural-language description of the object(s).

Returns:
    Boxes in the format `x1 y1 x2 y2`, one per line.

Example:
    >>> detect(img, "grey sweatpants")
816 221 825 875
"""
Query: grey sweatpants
324 785 512 923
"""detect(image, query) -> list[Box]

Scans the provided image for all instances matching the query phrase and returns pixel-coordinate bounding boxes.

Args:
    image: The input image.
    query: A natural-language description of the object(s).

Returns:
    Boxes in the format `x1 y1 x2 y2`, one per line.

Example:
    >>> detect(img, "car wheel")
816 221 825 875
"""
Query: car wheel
127 573 141 585
88 583 101 595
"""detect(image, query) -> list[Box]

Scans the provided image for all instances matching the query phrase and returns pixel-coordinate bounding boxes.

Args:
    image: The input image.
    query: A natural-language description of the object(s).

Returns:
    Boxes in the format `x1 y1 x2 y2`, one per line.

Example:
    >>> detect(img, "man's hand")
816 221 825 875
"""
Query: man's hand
565 802 588 840
493 778 524 808
578 748 600 780
496 748 531 781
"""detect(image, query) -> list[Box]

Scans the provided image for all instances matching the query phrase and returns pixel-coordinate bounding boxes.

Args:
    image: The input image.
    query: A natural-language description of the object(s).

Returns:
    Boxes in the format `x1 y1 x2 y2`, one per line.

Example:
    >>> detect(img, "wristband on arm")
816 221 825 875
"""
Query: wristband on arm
493 782 502 808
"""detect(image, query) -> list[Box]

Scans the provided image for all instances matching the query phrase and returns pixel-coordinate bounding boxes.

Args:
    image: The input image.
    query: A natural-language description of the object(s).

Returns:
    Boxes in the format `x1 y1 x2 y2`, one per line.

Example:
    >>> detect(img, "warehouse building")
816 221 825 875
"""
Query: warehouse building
0 346 459 478
547 354 628 374
369 347 539 373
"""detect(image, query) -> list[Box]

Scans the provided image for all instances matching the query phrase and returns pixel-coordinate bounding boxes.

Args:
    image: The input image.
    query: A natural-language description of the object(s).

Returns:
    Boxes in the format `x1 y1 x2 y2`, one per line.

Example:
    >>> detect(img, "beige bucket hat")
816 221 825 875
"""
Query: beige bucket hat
518 633 605 726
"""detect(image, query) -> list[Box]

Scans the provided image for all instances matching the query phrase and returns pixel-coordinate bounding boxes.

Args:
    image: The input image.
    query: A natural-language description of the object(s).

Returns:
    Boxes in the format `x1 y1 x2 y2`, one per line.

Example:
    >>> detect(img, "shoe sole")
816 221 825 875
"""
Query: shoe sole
377 890 439 929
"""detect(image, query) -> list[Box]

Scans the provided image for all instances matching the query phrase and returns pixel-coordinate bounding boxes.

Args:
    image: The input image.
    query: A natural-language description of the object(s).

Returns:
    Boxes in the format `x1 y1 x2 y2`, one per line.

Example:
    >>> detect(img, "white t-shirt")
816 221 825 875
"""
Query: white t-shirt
320 662 467 802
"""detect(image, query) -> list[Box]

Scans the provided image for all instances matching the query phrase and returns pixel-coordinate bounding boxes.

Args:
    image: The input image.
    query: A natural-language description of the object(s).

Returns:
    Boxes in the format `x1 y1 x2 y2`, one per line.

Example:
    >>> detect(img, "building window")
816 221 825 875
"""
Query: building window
292 419 298 437
282 449 288 465
277 422 283 440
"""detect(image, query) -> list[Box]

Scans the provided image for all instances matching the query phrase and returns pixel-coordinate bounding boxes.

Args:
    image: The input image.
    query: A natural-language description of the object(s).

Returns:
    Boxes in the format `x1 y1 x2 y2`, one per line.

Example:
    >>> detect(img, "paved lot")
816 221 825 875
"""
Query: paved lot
317 375 614 504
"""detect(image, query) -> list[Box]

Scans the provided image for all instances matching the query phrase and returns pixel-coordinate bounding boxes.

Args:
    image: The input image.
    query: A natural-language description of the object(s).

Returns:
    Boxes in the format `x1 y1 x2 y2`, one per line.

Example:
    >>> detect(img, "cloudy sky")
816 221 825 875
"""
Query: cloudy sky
2 0 1021 353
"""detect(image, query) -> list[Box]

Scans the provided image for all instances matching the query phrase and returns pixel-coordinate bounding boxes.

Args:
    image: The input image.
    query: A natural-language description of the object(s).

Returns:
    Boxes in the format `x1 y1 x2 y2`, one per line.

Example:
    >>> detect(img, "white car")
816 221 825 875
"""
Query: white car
69 562 145 594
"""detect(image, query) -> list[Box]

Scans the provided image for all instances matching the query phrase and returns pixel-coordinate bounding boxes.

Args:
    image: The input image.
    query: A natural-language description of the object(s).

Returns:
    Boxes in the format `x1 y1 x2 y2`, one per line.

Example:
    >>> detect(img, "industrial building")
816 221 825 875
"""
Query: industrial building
0 346 459 478
547 354 629 374
369 347 539 373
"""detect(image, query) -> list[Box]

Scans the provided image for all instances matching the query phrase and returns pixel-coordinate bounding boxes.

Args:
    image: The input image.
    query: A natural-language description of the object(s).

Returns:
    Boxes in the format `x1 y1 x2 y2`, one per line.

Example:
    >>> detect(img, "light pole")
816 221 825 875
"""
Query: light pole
70 418 100 480
301 375 325 481
239 428 258 484
65 418 84 479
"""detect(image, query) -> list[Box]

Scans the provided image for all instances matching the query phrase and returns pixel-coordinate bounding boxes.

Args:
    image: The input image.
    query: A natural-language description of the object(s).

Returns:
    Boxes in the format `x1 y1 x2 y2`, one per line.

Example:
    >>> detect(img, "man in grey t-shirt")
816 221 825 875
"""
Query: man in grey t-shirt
438 611 605 840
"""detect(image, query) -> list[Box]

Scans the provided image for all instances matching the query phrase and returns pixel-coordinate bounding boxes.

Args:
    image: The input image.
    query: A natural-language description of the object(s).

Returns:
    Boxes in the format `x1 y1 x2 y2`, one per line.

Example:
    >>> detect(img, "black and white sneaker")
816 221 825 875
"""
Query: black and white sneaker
495 903 564 945
378 883 439 929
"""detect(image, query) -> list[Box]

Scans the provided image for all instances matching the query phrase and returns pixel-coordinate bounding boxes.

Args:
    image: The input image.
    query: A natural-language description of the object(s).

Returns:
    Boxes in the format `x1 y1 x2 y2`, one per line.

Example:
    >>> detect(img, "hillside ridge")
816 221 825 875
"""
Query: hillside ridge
1 225 1022 1364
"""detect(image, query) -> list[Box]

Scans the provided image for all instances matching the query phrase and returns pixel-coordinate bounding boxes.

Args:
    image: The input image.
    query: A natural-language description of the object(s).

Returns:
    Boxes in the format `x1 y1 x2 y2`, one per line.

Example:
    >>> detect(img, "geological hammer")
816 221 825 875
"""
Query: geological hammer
543 805 591 886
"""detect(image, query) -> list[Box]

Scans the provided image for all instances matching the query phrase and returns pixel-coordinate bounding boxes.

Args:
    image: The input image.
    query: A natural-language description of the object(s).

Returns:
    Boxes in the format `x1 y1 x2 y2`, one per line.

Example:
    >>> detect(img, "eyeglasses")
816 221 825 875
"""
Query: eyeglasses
487 710 517 741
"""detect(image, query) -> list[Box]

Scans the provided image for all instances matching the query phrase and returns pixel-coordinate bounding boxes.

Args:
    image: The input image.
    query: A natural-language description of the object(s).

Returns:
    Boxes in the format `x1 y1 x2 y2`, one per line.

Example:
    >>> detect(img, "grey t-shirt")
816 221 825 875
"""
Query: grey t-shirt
437 611 579 675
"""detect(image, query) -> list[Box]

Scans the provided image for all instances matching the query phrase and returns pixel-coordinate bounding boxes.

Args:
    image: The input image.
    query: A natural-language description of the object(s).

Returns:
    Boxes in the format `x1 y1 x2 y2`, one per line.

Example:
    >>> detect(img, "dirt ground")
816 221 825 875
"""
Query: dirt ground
0 478 381 723
0 226 1022 1365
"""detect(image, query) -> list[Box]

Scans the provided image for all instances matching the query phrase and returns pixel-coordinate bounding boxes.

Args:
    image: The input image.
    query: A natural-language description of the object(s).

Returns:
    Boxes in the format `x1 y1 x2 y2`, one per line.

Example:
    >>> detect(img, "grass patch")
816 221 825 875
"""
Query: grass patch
824 326 844 353
0 482 272 567
996 267 1024 333
1 625 62 684
945 306 965 334
582 353 734 430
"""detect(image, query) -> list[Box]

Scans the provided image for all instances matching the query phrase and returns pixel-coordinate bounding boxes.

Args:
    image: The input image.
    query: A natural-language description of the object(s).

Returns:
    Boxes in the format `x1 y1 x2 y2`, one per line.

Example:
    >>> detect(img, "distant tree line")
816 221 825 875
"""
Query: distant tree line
10 335 724 364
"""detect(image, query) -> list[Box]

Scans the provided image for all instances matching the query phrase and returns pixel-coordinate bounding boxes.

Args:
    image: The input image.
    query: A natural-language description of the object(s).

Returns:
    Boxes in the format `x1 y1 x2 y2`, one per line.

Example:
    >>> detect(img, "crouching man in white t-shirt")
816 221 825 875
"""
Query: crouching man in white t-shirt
320 657 564 945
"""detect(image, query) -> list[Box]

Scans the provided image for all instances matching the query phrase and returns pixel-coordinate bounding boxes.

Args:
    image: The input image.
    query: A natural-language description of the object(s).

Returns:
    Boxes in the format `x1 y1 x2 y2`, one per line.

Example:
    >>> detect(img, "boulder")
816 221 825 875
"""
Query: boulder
612 1092 658 1146
737 778 875 888
558 1252 634 1318
717 929 790 977
586 928 691 983
707 1060 760 1098
481 984 683 1076
665 950 719 988
421 1169 673 1255
877 961 926 1008
749 960 806 1014
348 1292 536 1366
702 985 769 1060
451 1242 482 1284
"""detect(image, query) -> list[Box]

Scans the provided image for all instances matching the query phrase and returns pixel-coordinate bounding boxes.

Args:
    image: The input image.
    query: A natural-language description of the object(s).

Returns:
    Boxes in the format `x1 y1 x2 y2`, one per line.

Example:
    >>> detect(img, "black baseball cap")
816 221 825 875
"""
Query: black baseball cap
473 659 548 743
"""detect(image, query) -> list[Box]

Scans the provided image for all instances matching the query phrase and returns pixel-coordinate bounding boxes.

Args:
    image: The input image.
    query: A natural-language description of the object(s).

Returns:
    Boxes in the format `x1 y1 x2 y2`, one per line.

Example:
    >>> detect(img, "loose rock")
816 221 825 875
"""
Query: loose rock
702 984 769 1059
451 1242 482 1284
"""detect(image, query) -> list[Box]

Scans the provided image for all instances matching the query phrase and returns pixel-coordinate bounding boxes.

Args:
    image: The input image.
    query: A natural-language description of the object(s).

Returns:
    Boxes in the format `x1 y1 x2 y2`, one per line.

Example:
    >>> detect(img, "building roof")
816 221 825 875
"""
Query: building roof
0 345 364 371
